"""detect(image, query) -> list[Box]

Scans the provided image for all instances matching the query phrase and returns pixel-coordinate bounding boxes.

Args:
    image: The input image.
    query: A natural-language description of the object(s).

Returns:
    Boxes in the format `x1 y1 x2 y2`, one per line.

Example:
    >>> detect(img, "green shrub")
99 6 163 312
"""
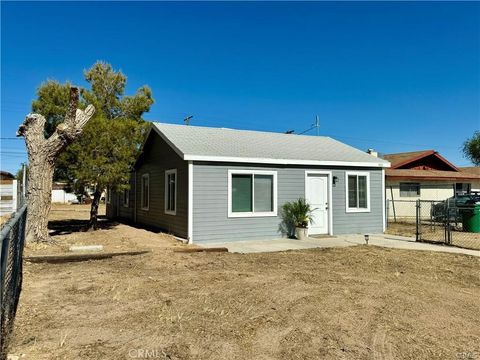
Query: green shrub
281 198 314 229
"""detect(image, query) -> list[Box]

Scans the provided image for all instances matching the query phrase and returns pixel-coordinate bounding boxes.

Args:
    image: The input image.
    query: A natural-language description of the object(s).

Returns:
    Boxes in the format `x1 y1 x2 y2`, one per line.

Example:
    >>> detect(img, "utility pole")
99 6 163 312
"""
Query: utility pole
22 162 27 200
184 115 193 126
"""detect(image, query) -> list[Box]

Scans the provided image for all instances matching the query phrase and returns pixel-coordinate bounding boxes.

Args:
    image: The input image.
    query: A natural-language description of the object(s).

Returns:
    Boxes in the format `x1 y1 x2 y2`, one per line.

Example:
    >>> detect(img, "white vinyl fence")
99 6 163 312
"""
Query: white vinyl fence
51 189 77 203
0 180 18 216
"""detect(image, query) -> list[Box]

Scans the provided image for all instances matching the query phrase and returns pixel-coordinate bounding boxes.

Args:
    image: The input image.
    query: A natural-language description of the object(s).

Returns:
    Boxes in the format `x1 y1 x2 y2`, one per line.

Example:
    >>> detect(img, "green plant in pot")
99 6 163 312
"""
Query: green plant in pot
281 198 314 240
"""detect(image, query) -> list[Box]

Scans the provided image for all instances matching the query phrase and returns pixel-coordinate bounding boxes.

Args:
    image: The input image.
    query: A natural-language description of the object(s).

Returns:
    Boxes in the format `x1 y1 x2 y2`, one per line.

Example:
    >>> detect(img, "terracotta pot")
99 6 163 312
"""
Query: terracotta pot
295 227 308 240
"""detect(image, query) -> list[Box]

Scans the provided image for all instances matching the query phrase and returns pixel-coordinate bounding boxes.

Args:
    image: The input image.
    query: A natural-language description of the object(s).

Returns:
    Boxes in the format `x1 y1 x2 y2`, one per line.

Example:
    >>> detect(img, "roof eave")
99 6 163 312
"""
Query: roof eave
185 155 391 168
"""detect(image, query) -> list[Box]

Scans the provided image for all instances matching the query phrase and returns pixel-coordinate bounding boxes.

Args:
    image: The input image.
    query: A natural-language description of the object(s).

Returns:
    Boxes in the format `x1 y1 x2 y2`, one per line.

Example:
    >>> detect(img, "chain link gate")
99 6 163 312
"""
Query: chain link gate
416 199 480 250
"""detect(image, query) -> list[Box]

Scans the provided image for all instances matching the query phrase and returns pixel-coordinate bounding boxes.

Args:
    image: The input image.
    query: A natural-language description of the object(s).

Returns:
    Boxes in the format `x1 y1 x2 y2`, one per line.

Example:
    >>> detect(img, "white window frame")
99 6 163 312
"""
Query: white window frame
122 188 129 208
227 169 278 218
345 171 371 213
164 169 177 215
141 173 149 211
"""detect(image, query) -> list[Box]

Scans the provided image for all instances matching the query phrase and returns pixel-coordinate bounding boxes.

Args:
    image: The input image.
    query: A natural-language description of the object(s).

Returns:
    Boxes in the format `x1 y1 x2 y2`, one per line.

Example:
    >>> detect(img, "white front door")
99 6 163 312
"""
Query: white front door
306 174 329 235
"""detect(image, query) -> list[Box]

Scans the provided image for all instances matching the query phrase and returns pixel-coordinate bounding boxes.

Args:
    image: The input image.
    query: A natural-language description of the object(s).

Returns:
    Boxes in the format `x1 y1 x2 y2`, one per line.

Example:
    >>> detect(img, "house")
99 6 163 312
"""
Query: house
383 150 480 220
0 171 18 216
106 123 390 244
459 167 480 192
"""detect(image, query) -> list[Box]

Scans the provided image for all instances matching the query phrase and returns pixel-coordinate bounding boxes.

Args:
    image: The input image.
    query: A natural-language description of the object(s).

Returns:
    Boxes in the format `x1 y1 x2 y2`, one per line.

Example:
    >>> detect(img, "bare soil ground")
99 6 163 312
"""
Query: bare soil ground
10 205 480 359
386 221 480 250
1 214 12 228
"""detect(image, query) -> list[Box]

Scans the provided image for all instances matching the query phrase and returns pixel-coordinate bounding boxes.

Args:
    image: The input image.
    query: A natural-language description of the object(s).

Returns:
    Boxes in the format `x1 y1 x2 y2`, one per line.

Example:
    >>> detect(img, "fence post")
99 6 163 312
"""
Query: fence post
415 200 420 241
445 200 451 245
386 199 389 229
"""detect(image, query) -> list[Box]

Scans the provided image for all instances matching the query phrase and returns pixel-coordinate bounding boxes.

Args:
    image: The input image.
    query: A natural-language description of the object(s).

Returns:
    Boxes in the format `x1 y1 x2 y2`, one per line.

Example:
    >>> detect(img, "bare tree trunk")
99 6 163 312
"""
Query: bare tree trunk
25 156 55 242
88 189 102 231
17 87 95 243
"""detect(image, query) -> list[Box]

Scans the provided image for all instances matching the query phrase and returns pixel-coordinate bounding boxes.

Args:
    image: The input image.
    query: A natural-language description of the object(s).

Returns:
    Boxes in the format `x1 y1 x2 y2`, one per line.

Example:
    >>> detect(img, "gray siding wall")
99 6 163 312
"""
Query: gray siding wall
115 176 135 221
192 163 383 243
134 133 189 238
106 132 189 238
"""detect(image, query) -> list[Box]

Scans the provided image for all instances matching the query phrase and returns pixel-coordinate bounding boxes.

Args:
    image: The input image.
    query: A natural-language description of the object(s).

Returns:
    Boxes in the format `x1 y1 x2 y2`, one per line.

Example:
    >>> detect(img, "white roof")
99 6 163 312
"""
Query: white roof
151 122 390 168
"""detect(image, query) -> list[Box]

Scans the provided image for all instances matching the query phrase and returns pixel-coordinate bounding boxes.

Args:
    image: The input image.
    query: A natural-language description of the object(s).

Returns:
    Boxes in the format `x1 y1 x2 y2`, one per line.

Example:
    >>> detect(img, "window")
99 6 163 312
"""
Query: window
165 169 177 215
228 170 277 217
141 174 149 210
123 189 129 207
106 187 111 204
400 183 420 197
455 183 471 196
346 172 370 212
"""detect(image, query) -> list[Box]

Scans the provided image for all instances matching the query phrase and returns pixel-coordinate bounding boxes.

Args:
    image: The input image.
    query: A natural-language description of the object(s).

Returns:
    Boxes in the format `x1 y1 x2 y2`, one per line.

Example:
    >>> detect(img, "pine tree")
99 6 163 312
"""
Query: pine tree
31 61 154 231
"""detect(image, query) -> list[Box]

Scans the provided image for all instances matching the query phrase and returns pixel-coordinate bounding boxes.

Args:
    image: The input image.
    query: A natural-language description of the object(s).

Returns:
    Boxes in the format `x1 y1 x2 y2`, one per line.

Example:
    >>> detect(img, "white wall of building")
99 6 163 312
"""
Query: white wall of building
386 180 455 221
51 189 77 203
471 180 480 192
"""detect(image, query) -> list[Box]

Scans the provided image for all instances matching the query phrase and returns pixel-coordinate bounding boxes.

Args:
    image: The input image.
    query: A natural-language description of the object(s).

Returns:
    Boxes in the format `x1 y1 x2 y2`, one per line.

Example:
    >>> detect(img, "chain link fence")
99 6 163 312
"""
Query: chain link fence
387 199 480 251
0 204 27 359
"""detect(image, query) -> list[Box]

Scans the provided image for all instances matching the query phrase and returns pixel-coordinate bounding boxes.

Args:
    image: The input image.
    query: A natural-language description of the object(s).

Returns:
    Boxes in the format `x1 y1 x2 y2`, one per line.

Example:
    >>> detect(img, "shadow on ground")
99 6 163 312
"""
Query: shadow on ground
48 216 118 236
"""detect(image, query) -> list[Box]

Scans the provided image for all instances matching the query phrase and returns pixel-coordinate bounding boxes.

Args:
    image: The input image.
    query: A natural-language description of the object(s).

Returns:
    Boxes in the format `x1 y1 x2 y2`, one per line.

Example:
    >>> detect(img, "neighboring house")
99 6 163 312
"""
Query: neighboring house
0 171 18 216
107 123 389 244
51 182 77 204
383 150 480 219
459 167 480 192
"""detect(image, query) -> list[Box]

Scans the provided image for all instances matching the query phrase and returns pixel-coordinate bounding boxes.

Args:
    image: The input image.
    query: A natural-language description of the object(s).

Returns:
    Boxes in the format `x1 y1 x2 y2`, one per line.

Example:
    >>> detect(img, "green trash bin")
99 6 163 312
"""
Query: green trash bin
461 204 480 233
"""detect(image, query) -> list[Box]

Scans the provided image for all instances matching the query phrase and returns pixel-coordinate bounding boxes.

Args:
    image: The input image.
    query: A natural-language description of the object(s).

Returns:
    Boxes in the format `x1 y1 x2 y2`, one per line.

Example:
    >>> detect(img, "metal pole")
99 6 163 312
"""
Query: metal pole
390 186 396 222
22 163 26 199
445 200 450 245
415 200 420 241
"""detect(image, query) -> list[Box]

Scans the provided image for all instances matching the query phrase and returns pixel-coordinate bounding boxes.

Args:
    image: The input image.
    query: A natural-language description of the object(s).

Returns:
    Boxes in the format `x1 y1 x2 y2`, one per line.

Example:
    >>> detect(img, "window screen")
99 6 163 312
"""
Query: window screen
141 175 149 209
400 183 420 197
348 174 368 209
166 171 176 212
123 189 129 207
254 175 274 212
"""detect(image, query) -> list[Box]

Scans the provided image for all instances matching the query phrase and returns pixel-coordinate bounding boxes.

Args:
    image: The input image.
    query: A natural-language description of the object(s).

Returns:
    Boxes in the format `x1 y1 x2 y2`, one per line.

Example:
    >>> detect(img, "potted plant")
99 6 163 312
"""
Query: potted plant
281 198 314 240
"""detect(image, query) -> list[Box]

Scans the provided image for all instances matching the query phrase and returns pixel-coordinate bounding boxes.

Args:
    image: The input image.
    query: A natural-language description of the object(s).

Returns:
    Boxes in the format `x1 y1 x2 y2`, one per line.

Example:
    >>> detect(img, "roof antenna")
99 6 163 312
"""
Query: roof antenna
184 115 193 126
313 115 320 136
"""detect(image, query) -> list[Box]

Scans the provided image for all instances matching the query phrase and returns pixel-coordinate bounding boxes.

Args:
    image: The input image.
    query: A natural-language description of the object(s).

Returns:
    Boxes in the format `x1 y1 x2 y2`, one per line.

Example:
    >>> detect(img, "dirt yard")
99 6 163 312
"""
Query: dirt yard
9 205 480 359
1 214 12 228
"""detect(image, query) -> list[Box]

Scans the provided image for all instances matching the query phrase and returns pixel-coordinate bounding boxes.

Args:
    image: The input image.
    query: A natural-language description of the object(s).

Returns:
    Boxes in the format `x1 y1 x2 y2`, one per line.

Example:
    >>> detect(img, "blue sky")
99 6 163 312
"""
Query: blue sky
1 1 479 174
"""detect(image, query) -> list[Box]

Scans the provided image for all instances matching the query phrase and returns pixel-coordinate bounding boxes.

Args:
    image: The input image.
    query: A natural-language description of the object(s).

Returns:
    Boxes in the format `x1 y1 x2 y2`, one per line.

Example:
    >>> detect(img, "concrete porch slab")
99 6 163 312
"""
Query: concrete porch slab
197 234 480 257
